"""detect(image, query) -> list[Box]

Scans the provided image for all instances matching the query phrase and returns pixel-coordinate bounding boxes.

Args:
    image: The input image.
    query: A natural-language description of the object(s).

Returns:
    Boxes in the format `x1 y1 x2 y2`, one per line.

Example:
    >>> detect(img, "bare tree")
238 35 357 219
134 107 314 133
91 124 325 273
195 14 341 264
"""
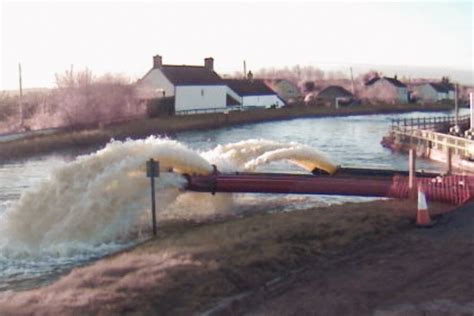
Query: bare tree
53 68 145 129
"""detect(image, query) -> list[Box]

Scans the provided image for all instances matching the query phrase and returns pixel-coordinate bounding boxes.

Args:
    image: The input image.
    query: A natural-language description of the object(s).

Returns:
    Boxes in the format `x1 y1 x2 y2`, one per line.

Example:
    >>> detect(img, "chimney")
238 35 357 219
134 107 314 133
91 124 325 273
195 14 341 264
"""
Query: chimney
153 55 162 69
204 57 214 71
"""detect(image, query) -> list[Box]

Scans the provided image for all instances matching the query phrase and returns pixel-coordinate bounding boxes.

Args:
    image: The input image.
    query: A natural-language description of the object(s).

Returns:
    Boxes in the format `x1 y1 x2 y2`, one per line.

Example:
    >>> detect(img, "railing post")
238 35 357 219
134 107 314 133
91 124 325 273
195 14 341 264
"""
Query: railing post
446 147 452 175
409 148 416 191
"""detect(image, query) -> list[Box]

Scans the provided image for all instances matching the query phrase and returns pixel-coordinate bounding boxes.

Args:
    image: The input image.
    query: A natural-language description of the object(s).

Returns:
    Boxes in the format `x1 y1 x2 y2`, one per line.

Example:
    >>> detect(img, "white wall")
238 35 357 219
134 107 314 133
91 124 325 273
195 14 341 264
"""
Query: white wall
397 87 409 103
416 84 454 102
416 84 437 102
242 95 285 108
136 69 175 99
226 87 243 105
175 85 228 111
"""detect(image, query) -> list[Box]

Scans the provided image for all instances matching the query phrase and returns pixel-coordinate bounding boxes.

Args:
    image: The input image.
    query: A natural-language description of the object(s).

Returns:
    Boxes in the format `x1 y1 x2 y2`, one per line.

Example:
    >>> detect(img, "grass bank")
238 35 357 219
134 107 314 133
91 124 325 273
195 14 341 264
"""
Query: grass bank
0 199 451 315
0 103 453 160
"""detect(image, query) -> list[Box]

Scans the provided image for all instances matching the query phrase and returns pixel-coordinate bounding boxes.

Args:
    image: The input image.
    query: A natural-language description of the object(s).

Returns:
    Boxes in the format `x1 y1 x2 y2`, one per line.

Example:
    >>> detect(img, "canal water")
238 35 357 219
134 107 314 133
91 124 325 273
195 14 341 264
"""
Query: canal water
0 110 461 291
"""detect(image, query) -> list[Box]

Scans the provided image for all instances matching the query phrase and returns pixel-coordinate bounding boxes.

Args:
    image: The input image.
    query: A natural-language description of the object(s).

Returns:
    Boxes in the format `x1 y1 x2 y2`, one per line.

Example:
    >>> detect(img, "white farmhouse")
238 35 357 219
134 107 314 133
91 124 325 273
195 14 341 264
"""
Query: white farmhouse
224 79 285 109
137 55 231 113
365 76 409 104
414 82 455 103
265 79 302 104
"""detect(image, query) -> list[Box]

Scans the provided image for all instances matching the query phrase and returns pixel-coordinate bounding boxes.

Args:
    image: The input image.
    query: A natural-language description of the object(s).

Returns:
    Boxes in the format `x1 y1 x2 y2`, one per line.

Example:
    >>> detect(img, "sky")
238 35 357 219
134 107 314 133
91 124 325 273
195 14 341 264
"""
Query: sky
1 0 473 90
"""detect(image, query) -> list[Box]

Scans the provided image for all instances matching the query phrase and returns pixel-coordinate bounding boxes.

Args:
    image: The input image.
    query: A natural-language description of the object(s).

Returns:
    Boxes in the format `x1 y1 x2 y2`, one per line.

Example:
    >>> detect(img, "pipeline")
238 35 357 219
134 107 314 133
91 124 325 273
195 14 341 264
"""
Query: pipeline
185 167 473 205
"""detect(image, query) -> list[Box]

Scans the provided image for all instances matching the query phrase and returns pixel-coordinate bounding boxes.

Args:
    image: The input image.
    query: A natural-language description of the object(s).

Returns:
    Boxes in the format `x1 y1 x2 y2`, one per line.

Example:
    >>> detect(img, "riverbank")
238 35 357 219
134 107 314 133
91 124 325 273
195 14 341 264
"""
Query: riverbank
0 103 453 160
0 199 459 315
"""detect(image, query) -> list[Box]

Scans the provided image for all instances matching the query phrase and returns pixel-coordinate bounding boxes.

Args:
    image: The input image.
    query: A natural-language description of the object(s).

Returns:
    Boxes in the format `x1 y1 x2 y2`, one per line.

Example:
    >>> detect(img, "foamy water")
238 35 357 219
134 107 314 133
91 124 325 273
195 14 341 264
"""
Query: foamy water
0 137 342 290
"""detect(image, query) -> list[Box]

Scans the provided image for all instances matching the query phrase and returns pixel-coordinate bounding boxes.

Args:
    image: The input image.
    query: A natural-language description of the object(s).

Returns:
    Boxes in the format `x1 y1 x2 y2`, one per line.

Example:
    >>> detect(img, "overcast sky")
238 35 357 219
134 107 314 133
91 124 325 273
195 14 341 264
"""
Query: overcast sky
1 0 472 90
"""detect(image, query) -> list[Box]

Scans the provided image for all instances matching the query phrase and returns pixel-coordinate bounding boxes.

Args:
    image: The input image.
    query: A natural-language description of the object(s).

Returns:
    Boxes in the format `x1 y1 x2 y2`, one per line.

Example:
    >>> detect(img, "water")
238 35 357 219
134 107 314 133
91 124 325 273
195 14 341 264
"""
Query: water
0 110 462 291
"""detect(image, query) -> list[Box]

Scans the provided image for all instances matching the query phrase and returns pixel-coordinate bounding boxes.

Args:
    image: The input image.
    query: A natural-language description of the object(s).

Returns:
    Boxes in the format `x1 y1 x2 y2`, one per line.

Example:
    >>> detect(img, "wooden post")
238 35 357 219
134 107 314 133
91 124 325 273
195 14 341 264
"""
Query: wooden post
454 84 459 127
446 147 452 175
470 92 474 130
350 67 355 95
409 149 416 190
146 159 160 236
18 63 24 128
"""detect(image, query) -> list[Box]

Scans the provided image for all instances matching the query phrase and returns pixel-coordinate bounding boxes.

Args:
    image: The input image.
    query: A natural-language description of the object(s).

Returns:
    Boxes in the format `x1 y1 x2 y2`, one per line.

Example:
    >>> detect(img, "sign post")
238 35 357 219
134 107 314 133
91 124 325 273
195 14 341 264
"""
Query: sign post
146 159 160 236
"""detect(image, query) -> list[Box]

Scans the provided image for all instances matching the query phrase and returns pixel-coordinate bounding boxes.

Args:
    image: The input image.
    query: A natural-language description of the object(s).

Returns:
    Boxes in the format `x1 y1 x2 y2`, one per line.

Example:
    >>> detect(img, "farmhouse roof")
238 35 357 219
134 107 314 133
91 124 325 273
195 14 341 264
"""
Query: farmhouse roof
428 82 454 93
317 85 353 98
223 79 278 96
159 65 224 86
366 76 406 88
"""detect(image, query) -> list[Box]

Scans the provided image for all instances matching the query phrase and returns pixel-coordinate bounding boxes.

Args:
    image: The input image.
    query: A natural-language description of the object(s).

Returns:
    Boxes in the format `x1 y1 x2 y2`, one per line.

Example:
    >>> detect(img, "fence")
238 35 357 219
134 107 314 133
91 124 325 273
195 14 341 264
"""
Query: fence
175 107 240 115
391 115 470 132
391 128 474 159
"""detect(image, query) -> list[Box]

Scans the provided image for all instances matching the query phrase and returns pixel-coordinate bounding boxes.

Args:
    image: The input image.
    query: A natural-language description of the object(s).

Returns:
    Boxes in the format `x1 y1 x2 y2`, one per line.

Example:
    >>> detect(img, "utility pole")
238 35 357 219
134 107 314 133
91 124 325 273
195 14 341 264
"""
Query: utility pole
350 67 355 96
18 63 24 129
470 92 474 130
454 83 459 127
243 60 247 79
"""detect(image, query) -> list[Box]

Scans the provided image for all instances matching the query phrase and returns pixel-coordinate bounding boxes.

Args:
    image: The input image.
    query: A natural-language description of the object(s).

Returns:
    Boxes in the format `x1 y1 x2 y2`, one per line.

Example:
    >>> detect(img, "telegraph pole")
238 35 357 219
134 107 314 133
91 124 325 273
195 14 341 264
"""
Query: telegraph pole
350 67 355 96
243 60 247 79
18 63 24 129
454 83 459 127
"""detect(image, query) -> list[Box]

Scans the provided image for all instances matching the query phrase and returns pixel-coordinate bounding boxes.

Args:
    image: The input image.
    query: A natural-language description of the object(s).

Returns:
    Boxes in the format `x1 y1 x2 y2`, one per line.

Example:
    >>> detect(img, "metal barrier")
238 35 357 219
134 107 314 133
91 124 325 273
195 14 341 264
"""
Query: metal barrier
175 106 243 115
391 128 474 159
391 115 470 132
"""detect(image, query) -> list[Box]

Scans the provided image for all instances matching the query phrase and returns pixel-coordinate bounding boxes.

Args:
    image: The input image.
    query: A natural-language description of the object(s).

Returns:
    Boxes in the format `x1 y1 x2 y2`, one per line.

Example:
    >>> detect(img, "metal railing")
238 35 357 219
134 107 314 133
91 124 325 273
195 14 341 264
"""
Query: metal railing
391 115 470 132
391 128 474 159
175 106 244 115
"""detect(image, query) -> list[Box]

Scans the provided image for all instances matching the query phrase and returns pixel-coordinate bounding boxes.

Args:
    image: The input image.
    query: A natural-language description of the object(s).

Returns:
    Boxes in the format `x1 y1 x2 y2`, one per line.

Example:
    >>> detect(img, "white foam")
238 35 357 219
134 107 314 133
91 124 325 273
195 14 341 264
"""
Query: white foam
0 137 338 257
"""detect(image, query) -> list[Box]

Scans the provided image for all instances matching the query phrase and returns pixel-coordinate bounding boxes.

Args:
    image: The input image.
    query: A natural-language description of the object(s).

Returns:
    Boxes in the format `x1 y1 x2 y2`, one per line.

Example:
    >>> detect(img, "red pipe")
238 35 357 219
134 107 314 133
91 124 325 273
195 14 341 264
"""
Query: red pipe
184 170 473 204
186 173 394 197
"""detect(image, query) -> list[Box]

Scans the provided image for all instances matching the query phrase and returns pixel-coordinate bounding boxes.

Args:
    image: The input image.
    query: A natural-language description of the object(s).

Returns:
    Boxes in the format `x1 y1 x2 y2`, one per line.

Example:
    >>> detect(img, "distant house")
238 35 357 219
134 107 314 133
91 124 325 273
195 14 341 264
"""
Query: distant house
317 85 354 107
265 79 302 103
137 55 234 112
365 76 409 104
224 79 285 108
414 82 455 103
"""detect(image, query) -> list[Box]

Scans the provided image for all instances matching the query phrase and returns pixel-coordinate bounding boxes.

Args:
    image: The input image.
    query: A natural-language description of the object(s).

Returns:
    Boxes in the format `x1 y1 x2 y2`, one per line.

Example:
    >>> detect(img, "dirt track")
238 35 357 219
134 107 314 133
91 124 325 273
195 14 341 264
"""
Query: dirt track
234 202 474 315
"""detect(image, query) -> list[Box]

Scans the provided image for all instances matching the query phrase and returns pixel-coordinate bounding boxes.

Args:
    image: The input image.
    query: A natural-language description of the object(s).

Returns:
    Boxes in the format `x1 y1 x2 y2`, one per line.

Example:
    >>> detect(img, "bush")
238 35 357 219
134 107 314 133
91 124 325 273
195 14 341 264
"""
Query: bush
53 69 146 129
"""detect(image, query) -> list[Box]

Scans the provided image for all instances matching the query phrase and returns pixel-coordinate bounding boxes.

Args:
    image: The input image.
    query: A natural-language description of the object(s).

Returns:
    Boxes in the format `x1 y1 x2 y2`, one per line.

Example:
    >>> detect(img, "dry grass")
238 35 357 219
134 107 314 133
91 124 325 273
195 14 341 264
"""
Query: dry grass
0 199 452 315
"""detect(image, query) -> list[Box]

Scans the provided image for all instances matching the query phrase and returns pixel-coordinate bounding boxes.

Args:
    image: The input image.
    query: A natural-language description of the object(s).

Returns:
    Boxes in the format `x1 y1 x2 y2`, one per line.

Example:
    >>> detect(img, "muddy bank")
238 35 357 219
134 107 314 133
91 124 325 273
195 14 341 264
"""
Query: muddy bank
0 199 454 315
244 201 474 316
0 103 453 161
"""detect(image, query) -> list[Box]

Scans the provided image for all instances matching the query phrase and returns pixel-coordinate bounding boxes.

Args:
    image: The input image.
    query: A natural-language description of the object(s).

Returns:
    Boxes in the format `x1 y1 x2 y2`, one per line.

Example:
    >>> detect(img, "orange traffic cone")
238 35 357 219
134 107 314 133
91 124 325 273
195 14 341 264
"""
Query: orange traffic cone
416 187 433 228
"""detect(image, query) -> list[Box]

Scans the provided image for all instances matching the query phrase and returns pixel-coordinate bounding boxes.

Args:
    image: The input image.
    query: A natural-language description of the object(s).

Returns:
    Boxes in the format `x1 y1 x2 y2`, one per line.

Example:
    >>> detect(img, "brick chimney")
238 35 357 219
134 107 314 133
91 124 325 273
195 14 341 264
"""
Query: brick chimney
204 57 214 71
153 55 162 69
